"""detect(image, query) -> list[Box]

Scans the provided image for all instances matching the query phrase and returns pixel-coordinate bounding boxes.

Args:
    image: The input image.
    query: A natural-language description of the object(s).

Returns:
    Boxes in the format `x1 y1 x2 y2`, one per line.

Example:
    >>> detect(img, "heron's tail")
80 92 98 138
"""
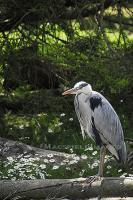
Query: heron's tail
118 142 127 165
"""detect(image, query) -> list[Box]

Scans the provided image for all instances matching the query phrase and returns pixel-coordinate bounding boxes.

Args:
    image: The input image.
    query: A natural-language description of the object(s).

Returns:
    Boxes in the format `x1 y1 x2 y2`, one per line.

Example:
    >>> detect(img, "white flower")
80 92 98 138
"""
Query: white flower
7 157 14 163
118 169 122 173
24 154 31 158
48 128 53 133
11 177 16 180
69 118 73 121
47 154 53 158
81 155 87 160
14 165 19 170
69 160 78 165
53 165 59 170
65 154 70 158
66 167 71 170
74 156 80 161
19 171 25 176
39 172 45 179
120 173 127 177
20 158 29 162
79 170 85 177
29 175 36 179
26 169 32 173
49 159 55 163
28 158 36 162
91 161 99 169
54 122 63 127
129 174 133 177
92 151 98 156
63 159 69 163
43 159 49 163
58 122 63 126
88 163 91 168
19 125 24 129
55 122 63 127
85 146 93 151
8 169 14 174
107 165 112 169
70 148 73 153
60 162 65 166
40 164 46 169
60 113 65 117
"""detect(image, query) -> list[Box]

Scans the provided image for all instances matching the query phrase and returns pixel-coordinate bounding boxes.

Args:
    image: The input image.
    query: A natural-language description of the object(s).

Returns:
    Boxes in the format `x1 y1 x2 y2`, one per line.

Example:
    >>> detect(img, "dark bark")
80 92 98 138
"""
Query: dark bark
0 137 66 158
61 0 115 20
0 0 117 32
0 177 133 199
103 16 133 27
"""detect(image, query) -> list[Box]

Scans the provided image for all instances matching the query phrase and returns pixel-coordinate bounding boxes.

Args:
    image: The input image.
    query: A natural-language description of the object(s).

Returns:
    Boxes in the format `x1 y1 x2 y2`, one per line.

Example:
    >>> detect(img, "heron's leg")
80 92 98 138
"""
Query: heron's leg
86 146 106 185
98 146 106 177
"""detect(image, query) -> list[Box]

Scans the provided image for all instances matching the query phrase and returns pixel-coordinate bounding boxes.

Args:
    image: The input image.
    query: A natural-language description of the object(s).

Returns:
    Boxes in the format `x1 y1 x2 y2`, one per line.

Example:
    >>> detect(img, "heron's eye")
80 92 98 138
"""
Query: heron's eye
79 83 88 89
81 83 88 87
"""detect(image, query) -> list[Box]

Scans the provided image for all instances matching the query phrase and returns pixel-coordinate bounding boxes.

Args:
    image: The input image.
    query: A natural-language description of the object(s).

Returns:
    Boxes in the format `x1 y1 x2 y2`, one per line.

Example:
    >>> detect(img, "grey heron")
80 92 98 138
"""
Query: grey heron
62 81 127 178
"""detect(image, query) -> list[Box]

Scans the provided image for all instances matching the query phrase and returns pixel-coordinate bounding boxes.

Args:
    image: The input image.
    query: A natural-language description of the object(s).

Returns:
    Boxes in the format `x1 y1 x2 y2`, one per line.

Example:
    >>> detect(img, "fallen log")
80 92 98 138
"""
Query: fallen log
0 137 79 166
0 177 133 199
0 137 68 158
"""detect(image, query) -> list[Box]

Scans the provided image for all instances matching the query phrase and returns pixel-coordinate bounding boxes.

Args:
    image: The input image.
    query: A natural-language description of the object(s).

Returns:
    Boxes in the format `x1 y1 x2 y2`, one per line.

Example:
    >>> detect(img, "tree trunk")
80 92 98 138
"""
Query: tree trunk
0 177 133 199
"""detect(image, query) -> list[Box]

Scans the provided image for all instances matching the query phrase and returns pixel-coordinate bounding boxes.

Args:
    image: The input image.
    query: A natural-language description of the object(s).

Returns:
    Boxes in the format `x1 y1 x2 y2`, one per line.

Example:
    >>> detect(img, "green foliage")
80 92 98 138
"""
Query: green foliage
0 0 133 180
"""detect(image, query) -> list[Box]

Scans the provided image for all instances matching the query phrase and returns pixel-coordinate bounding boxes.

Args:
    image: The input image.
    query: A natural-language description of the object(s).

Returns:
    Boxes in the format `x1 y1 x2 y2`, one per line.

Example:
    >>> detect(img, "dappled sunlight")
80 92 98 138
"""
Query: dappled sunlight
0 1 132 193
0 144 129 180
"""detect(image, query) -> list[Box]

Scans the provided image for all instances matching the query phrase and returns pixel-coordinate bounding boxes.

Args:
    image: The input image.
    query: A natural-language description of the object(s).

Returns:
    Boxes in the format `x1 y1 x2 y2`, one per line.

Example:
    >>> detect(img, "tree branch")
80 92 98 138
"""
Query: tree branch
0 0 115 32
103 16 133 27
0 177 133 199
61 0 115 20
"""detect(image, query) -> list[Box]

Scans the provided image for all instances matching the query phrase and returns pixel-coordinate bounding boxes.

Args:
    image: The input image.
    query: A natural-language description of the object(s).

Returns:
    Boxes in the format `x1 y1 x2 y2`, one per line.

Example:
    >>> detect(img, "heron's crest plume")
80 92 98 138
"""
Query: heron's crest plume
74 81 88 88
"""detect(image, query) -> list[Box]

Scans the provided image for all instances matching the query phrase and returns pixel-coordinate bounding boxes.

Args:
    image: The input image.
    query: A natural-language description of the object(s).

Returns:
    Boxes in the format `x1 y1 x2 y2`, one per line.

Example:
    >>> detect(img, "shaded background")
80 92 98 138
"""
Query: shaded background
0 0 133 179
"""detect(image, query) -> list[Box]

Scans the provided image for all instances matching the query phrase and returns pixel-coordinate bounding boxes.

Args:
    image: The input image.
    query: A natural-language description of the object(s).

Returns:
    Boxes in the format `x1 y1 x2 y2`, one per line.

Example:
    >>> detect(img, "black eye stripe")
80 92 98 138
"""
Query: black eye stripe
79 83 88 88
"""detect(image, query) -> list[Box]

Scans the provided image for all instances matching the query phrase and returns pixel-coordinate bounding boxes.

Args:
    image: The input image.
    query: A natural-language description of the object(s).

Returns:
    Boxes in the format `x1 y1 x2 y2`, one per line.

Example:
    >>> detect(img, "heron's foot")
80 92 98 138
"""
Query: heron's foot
86 175 103 185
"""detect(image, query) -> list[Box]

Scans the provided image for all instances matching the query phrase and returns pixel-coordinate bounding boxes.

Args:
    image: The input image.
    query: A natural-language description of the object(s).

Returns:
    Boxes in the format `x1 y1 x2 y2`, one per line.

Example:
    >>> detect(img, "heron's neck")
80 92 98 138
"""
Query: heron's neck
84 89 92 96
83 85 92 95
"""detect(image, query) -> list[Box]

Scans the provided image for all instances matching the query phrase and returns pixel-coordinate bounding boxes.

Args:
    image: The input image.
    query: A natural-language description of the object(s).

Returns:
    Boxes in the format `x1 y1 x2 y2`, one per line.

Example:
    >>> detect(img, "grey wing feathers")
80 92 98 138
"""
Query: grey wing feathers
92 92 127 163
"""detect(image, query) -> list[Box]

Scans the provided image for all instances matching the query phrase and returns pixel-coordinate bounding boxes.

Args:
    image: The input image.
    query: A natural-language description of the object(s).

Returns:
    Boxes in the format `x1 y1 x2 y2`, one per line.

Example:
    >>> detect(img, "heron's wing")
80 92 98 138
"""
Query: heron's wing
91 92 126 162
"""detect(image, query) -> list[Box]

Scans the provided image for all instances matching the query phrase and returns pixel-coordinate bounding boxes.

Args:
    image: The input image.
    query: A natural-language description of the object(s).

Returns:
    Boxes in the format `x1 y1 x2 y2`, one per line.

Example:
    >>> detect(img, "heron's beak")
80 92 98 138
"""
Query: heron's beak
62 88 77 95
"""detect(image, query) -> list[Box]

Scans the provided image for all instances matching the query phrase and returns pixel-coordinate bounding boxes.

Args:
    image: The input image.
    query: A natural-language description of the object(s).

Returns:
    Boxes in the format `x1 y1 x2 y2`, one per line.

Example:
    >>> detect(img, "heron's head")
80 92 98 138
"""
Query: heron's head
62 81 92 96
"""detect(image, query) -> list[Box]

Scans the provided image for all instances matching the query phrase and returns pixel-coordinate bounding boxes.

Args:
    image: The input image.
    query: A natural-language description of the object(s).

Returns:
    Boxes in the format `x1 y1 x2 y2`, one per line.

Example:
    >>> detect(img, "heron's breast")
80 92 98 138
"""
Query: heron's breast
77 97 92 132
